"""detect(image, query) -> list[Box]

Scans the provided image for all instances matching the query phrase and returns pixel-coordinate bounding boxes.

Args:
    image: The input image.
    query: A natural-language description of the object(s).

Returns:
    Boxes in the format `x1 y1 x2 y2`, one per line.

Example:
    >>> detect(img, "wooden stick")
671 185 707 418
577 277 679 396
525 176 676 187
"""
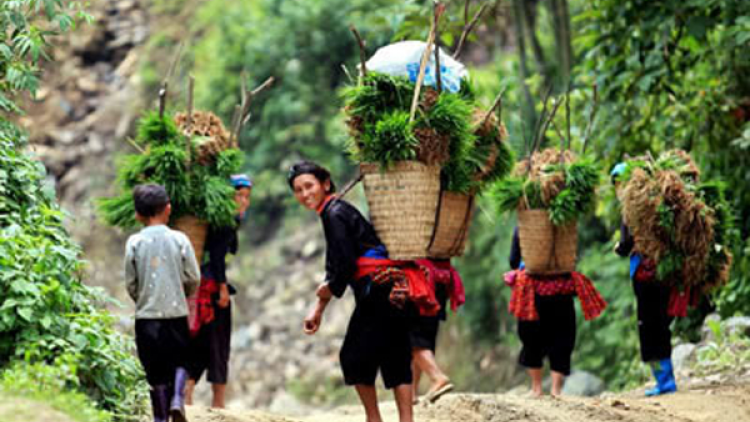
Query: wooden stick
582 83 599 154
453 1 488 59
249 76 275 97
341 64 354 84
483 86 507 126
337 171 363 199
350 25 368 80
127 138 145 154
529 84 554 167
158 42 185 117
552 120 567 165
228 104 242 148
565 85 571 150
185 75 195 165
409 16 439 123
538 98 563 148
433 1 446 93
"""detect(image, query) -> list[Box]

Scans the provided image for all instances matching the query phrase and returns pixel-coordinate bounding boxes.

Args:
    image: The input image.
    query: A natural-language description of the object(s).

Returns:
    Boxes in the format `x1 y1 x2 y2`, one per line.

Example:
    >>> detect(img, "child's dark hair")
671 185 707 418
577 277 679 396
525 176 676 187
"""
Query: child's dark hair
287 160 336 193
133 184 170 217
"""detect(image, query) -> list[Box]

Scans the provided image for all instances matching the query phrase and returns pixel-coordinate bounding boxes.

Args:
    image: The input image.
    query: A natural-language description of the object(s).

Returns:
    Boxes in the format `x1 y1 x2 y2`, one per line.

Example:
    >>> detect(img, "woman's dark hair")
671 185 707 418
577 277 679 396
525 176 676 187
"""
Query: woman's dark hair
133 184 170 217
287 160 336 193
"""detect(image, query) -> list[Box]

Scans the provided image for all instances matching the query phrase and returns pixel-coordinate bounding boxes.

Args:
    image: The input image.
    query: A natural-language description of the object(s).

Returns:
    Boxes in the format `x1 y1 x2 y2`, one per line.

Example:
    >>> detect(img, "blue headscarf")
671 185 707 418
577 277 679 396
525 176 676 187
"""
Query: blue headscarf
230 174 253 189
610 162 627 185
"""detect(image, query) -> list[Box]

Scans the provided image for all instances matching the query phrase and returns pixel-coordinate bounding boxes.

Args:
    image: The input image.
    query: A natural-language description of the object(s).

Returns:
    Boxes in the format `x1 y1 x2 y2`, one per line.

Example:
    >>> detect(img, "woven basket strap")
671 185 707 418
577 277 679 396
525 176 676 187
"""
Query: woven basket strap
427 189 446 253
449 195 475 256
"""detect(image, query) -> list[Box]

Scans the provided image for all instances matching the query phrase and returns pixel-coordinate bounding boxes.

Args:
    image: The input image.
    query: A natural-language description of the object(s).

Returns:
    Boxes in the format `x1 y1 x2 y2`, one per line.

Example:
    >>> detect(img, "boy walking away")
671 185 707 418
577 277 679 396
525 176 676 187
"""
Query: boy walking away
125 184 200 422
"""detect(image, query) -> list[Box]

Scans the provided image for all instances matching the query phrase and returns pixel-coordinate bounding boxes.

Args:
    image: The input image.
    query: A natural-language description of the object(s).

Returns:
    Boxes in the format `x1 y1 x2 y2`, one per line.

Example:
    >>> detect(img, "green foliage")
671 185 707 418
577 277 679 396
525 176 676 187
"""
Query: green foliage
98 112 243 230
1 360 112 422
579 0 750 314
1 132 148 420
0 0 91 113
694 321 750 377
546 158 601 225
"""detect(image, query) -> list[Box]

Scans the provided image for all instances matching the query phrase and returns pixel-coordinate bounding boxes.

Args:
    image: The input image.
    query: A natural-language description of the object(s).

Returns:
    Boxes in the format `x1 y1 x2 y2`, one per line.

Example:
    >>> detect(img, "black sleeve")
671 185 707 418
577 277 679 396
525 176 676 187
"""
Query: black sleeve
615 222 634 257
325 209 360 298
509 226 522 270
206 227 236 284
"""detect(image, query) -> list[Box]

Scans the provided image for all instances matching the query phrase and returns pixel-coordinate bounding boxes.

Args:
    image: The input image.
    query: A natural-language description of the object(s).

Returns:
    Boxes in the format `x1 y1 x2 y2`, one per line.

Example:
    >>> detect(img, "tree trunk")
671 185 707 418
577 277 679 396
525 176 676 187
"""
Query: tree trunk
512 0 537 139
548 0 573 84
523 0 551 87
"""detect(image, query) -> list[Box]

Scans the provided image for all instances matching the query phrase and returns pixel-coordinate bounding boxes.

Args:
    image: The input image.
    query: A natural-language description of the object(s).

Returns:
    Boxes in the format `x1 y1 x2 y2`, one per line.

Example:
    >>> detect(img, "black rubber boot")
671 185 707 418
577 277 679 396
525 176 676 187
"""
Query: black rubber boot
170 367 189 422
149 385 170 422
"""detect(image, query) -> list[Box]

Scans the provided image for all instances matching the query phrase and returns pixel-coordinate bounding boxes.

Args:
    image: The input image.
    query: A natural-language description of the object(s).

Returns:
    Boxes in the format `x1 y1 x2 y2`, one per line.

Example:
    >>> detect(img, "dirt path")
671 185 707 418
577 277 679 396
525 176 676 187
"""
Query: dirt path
187 382 750 422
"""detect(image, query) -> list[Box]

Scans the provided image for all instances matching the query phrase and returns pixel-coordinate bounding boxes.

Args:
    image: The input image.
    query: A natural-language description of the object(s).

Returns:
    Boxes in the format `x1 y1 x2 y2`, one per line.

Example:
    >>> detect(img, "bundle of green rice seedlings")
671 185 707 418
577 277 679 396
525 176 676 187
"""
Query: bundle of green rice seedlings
98 111 243 231
616 149 735 292
343 71 512 195
493 148 600 226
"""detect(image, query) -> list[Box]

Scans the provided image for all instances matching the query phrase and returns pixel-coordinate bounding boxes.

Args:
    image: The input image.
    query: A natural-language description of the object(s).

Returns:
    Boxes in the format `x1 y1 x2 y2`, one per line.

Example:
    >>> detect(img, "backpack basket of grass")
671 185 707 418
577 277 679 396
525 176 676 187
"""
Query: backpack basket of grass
98 111 244 266
492 148 600 275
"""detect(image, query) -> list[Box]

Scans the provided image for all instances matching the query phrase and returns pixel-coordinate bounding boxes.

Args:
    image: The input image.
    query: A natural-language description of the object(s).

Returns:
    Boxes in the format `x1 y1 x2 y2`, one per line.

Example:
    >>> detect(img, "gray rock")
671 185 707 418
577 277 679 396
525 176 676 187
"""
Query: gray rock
723 316 750 337
672 343 697 374
562 370 606 396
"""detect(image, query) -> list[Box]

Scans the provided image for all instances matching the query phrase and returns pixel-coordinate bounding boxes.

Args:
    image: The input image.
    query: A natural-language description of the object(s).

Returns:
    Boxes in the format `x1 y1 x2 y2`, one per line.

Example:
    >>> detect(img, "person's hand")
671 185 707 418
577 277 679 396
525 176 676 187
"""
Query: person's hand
316 283 333 300
303 307 323 335
217 284 231 308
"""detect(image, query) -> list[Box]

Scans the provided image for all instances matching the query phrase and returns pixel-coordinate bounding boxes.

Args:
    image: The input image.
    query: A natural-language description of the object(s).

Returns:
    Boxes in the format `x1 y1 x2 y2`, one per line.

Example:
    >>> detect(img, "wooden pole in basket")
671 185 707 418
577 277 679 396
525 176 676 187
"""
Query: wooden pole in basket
483 87 507 127
409 13 440 123
350 25 368 81
433 1 445 93
158 42 185 118
582 83 598 154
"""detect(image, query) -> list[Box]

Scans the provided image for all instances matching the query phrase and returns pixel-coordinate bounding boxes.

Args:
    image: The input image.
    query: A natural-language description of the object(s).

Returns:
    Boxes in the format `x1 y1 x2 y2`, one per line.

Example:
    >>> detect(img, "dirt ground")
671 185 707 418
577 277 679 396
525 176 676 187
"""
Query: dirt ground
187 382 750 422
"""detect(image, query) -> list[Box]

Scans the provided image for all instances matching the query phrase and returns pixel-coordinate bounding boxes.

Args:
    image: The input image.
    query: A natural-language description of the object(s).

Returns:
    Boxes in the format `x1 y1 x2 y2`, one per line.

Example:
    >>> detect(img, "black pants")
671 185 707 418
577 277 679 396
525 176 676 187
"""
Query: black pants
340 282 413 389
633 280 674 362
187 302 232 384
517 294 576 375
135 317 190 386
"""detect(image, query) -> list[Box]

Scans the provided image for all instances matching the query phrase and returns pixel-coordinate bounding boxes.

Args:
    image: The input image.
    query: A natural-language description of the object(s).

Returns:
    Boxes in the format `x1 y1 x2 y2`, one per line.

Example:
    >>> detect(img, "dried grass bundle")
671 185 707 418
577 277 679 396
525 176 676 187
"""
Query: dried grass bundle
175 111 231 165
414 127 450 166
618 150 731 292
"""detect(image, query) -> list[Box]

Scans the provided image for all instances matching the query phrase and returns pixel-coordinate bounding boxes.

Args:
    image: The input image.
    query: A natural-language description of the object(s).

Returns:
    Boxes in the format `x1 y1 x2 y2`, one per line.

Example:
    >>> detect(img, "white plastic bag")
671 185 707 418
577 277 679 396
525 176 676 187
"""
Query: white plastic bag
365 41 468 93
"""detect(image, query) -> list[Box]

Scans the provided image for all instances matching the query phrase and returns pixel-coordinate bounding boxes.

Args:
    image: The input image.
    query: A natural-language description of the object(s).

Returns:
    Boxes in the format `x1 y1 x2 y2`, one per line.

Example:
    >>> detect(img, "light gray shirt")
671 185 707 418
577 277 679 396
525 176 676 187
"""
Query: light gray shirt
124 225 200 319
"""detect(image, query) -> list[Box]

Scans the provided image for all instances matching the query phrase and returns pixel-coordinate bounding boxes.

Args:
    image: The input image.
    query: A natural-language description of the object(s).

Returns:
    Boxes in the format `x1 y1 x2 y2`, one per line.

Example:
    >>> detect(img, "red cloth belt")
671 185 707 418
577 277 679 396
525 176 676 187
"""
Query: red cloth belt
355 257 466 316
188 275 219 337
415 259 466 312
504 269 607 321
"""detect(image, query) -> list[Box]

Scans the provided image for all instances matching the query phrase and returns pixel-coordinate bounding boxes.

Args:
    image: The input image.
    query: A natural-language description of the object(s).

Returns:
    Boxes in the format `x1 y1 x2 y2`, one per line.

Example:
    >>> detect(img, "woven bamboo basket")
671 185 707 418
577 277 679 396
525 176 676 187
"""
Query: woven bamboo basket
172 215 209 265
517 209 578 275
428 192 475 259
360 161 441 260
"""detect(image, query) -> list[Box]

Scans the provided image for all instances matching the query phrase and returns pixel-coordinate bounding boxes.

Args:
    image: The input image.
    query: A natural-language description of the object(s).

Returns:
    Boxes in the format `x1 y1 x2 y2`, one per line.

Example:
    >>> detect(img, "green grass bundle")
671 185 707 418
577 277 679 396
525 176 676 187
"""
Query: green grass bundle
616 150 735 292
98 112 244 230
343 71 511 194
491 148 600 226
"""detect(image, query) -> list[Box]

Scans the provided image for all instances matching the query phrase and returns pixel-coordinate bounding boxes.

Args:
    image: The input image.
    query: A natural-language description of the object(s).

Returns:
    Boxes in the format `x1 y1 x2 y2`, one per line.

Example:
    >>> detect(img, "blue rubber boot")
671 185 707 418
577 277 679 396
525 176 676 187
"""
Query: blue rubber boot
170 367 189 422
645 358 677 397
